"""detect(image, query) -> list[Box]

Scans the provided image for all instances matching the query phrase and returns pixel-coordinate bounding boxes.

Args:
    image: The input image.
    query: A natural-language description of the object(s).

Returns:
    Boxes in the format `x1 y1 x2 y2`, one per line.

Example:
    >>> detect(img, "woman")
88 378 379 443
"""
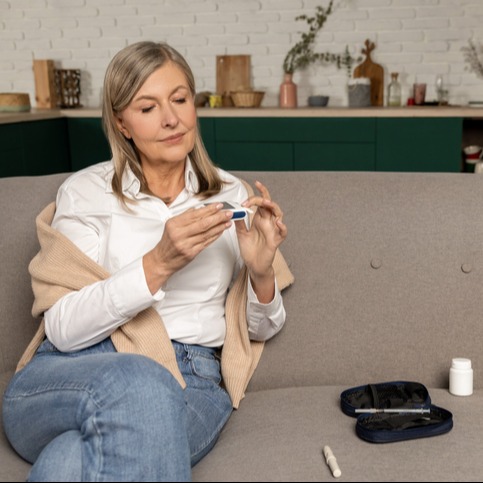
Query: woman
2 41 293 481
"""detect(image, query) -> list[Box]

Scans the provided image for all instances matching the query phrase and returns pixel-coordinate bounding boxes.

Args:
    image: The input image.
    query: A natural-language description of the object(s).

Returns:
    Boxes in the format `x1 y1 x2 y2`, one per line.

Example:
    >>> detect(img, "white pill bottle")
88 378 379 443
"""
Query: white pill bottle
449 358 473 396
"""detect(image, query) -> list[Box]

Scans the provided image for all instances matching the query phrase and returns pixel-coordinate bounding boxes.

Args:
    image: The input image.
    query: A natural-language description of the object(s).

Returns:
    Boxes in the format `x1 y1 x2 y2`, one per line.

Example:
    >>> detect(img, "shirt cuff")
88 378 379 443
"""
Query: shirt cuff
247 276 282 310
105 257 165 318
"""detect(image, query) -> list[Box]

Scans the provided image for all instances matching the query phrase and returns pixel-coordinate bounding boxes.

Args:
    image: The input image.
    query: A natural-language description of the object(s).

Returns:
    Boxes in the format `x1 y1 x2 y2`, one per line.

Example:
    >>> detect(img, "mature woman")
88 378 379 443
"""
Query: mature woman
2 41 293 482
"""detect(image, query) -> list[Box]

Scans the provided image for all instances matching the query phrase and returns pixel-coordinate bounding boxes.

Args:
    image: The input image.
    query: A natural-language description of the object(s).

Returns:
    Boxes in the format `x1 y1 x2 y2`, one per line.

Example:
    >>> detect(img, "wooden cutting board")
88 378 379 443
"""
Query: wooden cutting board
216 55 251 96
353 40 384 106
33 59 57 109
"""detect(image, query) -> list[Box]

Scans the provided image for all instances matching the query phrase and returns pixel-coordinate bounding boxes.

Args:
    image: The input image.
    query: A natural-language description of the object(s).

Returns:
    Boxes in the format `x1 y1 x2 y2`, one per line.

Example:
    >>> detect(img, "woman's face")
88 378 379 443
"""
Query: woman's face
116 61 197 167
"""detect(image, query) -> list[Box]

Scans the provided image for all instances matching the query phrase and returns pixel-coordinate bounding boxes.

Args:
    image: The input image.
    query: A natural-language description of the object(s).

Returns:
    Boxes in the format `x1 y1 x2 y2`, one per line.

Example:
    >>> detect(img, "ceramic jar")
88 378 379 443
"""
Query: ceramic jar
279 73 297 108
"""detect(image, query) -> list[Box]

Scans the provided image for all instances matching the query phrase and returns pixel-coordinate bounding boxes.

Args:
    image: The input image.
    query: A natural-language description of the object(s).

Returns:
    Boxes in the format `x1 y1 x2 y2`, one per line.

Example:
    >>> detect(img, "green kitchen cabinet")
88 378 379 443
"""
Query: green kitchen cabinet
216 142 293 170
213 117 376 170
67 118 111 171
0 113 465 177
0 119 70 177
66 117 216 172
198 118 216 161
294 143 376 170
376 118 463 172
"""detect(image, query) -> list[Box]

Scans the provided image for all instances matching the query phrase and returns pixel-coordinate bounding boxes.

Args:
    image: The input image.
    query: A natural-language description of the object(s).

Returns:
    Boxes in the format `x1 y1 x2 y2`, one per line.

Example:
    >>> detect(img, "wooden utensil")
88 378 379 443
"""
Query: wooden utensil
353 39 384 106
216 55 251 106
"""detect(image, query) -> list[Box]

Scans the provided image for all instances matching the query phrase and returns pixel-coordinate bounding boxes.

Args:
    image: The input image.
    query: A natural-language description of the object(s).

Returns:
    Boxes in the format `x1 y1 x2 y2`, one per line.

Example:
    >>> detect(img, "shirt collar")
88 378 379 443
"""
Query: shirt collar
184 157 199 194
105 156 199 196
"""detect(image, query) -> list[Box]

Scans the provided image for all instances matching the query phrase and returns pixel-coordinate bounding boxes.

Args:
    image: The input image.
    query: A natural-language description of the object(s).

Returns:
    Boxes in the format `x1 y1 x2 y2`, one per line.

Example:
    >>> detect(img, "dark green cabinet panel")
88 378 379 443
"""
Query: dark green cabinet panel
214 117 376 171
198 118 216 162
0 114 466 177
215 118 376 143
216 142 293 170
376 118 463 172
67 118 111 171
0 120 70 177
67 118 216 171
294 143 376 170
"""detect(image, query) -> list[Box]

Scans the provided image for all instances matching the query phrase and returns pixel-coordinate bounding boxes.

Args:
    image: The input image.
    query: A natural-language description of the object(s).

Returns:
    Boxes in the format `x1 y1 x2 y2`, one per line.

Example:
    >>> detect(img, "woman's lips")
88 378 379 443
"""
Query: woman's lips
161 133 185 143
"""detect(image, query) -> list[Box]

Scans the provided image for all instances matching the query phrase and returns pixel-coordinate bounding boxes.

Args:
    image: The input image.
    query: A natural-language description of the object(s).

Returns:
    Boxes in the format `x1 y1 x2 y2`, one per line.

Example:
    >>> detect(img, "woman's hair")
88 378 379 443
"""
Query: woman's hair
102 41 223 205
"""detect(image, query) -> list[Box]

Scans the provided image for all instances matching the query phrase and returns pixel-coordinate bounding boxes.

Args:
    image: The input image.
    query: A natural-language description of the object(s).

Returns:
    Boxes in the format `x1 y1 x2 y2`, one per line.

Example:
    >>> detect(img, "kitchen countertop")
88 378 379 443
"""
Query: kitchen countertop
2 106 483 124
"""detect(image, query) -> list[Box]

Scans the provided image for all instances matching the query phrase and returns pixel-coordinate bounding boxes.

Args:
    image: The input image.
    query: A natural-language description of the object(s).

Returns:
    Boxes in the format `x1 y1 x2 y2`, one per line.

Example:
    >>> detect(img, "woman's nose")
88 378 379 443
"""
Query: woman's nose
161 103 179 128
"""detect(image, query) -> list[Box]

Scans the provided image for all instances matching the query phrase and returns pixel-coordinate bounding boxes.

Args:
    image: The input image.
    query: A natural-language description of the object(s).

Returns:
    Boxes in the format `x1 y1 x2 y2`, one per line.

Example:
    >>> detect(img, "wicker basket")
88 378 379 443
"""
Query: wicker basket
231 90 265 108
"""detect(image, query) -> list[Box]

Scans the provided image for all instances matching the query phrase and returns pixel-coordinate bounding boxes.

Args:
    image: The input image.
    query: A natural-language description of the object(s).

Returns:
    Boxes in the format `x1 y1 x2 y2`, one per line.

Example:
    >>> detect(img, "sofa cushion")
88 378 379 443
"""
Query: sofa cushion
2 382 482 481
192 386 483 482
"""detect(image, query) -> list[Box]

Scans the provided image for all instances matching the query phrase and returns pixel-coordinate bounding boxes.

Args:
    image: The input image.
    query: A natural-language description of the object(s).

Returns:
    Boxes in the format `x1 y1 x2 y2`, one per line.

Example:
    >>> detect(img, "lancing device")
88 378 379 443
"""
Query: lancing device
323 445 341 478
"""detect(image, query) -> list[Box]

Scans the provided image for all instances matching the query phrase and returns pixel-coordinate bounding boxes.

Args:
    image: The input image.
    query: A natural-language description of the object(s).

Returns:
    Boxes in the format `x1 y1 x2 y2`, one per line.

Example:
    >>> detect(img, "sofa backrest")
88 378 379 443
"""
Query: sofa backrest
232 171 483 393
0 173 70 375
1 170 482 394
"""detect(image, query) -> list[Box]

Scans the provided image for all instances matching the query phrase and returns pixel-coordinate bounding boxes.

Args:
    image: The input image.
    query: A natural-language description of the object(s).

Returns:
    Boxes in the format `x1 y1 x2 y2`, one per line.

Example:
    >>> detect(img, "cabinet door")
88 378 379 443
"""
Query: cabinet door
216 142 293 170
198 118 216 163
0 120 70 177
214 117 376 171
215 117 376 143
0 123 26 176
67 118 111 171
376 118 463 172
24 119 70 175
294 143 376 170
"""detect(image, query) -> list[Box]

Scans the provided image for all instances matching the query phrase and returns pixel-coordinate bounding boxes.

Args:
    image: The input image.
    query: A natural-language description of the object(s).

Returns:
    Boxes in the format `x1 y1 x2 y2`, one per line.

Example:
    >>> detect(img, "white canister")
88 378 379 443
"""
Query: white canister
449 358 473 396
474 161 483 174
348 78 371 107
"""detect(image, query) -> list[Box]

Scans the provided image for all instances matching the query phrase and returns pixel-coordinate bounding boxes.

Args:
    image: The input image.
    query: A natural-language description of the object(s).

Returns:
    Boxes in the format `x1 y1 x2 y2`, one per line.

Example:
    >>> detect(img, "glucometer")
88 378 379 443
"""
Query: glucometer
200 201 253 220
219 201 252 220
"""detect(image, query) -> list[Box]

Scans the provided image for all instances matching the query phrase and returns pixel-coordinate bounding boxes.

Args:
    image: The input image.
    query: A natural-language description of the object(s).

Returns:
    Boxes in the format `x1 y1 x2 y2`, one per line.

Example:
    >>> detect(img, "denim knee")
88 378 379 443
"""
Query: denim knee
85 352 185 411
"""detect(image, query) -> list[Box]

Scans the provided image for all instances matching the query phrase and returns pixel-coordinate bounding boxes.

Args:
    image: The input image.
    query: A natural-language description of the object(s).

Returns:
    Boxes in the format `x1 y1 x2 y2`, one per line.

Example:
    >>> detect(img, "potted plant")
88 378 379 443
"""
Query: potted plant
280 0 359 107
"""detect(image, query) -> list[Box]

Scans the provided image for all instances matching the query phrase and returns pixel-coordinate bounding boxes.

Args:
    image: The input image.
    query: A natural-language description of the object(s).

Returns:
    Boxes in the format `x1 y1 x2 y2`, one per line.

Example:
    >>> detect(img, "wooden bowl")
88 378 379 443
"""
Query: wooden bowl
231 91 265 108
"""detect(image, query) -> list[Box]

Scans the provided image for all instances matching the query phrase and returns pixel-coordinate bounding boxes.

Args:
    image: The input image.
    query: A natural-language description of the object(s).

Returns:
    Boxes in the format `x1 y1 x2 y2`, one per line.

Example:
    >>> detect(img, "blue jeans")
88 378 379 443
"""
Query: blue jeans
2 338 233 482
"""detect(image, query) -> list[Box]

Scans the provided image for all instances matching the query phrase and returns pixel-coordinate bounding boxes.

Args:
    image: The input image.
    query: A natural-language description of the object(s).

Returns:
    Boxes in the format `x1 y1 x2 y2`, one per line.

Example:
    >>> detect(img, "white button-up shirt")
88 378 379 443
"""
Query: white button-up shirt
44 160 285 352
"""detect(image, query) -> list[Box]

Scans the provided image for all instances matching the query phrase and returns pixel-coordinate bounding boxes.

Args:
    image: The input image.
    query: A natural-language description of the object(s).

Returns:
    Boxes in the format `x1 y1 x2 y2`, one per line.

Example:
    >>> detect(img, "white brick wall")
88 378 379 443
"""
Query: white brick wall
1 0 483 108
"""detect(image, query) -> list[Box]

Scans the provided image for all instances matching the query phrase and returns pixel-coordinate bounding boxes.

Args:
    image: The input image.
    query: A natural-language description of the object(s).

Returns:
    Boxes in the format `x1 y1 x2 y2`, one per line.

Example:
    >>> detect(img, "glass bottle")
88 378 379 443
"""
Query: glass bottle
387 72 402 107
435 75 444 104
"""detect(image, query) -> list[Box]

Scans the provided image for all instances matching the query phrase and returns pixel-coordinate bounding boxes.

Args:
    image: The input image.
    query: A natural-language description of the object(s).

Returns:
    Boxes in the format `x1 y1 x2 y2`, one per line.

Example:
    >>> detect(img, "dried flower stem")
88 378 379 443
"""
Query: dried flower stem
462 40 483 79
283 1 358 77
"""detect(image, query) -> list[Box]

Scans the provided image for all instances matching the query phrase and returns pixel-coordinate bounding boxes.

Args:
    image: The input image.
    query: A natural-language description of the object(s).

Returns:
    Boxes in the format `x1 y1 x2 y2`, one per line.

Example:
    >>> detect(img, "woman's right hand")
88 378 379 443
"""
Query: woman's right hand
143 203 233 294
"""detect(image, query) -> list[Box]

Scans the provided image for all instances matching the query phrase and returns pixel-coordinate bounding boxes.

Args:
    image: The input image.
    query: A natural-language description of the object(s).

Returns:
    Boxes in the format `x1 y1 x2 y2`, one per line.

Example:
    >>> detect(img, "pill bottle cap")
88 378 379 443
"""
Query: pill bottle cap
451 358 472 370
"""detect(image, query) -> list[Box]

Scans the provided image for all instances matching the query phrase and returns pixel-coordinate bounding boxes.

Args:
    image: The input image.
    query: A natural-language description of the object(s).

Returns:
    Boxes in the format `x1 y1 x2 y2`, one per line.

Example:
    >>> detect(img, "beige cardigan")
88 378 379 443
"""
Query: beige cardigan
18 199 294 408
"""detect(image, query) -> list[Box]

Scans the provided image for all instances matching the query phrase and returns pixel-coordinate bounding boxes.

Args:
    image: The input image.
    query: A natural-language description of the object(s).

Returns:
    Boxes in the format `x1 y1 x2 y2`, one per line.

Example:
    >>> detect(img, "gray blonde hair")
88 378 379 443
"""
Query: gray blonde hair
102 41 223 205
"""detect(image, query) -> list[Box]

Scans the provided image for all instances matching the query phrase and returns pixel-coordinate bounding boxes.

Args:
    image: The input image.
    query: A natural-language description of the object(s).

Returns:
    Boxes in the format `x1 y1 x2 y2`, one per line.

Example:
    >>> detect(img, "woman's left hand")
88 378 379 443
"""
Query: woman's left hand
235 181 287 302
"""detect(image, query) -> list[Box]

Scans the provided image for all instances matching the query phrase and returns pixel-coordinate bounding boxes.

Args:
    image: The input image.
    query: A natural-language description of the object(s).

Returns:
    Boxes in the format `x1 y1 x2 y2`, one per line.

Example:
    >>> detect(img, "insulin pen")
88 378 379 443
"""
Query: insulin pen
355 408 430 414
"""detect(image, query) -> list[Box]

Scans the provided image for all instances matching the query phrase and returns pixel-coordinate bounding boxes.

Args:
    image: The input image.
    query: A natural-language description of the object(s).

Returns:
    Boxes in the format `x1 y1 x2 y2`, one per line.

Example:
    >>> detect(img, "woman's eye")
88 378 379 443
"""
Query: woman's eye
141 106 154 113
173 98 186 104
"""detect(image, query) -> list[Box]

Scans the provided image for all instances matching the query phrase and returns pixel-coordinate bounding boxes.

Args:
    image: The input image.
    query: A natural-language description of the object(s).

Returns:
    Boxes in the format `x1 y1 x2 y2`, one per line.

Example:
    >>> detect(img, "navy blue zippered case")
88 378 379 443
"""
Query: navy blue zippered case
340 381 453 443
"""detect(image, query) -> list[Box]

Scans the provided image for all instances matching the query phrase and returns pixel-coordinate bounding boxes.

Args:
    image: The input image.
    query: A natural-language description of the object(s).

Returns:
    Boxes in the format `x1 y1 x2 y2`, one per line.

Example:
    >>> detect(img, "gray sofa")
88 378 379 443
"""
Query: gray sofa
1 170 482 482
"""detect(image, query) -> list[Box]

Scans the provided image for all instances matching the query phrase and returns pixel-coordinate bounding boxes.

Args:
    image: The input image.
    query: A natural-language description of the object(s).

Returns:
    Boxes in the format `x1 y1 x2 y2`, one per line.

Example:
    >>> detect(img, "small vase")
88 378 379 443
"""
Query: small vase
279 73 297 108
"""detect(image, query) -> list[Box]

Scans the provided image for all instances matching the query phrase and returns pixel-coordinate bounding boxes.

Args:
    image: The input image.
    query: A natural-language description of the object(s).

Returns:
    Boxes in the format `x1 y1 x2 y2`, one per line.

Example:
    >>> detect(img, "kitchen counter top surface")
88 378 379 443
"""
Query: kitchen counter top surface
2 106 483 124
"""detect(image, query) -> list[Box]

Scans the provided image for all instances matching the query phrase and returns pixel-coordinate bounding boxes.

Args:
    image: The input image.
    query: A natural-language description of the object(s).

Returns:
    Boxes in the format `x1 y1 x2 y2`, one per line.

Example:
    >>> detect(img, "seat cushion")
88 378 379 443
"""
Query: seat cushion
192 386 483 482
2 377 482 481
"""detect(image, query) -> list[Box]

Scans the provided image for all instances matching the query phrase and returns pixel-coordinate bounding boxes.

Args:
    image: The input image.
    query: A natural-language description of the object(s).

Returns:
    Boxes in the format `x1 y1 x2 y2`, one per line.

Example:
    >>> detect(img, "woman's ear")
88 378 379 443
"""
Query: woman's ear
115 116 131 139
